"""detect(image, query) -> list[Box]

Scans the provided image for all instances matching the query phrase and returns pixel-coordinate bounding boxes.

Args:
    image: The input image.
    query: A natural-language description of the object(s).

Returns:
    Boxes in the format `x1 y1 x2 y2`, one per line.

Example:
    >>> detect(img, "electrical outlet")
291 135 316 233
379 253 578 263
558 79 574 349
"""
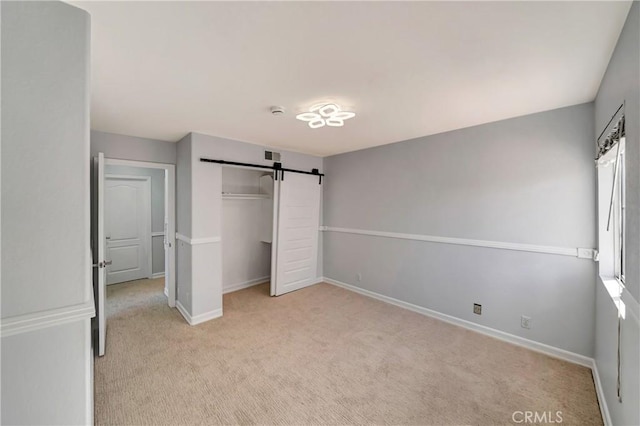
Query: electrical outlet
356 273 362 282
521 315 532 329
473 303 482 315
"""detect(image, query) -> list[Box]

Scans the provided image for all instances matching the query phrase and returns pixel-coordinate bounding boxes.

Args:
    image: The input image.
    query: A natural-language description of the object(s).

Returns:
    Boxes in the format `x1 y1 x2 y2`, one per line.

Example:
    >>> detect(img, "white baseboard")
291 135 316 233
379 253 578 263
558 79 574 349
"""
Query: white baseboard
591 360 612 426
151 272 165 279
176 301 222 326
223 276 270 294
322 277 594 368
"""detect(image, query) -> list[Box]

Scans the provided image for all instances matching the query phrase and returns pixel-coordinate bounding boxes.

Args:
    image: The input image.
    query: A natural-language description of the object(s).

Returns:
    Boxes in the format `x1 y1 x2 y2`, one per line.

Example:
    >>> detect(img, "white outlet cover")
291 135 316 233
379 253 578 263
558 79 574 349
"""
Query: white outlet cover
577 248 595 259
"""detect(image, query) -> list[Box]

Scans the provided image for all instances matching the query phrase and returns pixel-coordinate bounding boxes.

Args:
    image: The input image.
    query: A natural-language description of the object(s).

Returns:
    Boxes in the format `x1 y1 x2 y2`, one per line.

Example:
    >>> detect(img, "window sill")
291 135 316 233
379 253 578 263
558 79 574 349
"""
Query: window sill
599 276 626 318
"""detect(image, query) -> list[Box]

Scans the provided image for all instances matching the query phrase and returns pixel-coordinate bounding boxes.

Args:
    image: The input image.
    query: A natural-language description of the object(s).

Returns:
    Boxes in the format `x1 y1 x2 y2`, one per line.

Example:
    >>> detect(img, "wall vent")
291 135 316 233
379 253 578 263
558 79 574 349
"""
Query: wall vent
265 150 281 161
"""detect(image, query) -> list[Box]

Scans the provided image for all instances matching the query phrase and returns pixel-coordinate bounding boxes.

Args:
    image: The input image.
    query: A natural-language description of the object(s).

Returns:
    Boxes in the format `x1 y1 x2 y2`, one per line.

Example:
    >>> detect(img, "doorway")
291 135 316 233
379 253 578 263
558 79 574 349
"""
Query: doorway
92 154 176 356
103 158 177 307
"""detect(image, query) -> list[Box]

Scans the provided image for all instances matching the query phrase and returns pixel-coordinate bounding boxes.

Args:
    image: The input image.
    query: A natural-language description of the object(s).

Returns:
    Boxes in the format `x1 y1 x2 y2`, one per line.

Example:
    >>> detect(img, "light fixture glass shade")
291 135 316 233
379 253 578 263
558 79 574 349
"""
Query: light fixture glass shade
325 119 344 127
309 119 325 129
295 103 355 129
295 112 321 121
319 104 340 117
331 111 355 120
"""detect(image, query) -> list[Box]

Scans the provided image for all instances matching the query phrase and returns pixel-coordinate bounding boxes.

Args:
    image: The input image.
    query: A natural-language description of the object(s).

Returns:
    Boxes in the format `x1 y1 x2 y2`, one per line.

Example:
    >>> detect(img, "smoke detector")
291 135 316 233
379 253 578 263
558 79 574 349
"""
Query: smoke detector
270 106 285 116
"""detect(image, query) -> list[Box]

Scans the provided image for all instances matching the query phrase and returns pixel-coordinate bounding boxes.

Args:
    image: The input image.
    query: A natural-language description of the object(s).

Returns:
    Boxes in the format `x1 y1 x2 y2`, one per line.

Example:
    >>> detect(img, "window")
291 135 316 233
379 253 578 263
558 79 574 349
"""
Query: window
597 134 625 284
596 114 625 404
596 116 626 319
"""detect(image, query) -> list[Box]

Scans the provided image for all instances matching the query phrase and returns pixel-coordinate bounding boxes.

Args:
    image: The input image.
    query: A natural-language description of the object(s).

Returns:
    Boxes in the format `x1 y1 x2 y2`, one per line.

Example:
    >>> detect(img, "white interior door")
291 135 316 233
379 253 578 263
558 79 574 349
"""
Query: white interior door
105 175 151 284
93 153 107 357
272 172 321 296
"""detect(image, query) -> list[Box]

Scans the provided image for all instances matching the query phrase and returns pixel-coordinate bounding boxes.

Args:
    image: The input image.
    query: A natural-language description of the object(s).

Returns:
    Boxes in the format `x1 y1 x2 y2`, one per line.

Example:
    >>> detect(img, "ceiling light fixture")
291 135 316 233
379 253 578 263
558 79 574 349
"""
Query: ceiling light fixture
296 103 355 129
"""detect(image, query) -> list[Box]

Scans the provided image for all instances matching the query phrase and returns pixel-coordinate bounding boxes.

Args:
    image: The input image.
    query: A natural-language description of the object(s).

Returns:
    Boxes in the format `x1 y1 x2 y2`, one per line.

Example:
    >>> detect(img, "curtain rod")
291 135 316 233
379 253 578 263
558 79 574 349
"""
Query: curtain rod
597 103 624 142
199 158 324 184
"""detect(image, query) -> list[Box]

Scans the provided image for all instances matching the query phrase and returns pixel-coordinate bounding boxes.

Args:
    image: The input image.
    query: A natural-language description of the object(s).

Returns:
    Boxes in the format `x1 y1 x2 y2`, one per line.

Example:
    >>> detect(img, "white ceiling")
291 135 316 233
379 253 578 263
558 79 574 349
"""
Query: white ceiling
72 1 631 157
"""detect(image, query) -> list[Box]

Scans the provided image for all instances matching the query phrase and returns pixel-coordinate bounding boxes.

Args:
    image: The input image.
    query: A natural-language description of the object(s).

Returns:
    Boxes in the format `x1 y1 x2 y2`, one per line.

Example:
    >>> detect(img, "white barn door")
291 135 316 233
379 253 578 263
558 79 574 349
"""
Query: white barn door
271 172 321 296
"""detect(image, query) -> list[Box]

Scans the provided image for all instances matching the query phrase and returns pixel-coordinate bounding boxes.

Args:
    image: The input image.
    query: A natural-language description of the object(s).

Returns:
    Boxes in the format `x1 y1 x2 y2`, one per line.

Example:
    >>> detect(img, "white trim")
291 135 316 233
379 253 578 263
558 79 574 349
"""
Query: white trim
151 272 165 279
322 277 593 367
164 287 169 297
175 233 190 243
151 231 165 237
322 226 595 260
175 233 221 245
599 277 640 326
223 276 270 294
104 158 172 170
175 301 191 324
176 301 222 325
222 193 271 200
191 236 221 244
591 360 612 426
1 301 96 338
85 320 94 426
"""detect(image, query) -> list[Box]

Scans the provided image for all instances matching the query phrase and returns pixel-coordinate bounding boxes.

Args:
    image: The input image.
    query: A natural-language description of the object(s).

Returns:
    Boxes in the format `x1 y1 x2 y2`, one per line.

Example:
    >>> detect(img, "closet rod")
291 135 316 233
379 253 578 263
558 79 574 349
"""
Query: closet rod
199 158 324 183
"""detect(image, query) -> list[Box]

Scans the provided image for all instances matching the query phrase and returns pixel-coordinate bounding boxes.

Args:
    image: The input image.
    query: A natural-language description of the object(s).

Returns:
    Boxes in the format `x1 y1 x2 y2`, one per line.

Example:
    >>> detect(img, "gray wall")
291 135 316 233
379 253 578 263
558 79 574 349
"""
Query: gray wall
594 3 640 425
323 103 596 357
176 134 193 312
105 165 166 275
91 130 177 165
1 1 93 423
2 0 92 317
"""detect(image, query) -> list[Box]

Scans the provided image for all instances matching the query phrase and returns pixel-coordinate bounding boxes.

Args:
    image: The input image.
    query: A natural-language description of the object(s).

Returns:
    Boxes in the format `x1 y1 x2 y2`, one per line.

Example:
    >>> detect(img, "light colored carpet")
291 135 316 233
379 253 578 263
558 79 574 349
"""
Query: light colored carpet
96 278 602 425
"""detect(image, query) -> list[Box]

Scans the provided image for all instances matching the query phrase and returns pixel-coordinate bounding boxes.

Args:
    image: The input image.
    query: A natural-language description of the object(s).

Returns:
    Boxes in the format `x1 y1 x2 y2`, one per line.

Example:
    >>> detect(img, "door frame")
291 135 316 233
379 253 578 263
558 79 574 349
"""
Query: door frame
104 158 177 308
104 174 152 285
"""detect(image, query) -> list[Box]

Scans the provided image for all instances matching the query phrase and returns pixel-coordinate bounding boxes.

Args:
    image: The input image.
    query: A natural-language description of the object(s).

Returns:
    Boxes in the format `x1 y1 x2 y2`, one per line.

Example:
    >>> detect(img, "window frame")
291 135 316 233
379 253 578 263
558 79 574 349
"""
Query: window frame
597 135 626 289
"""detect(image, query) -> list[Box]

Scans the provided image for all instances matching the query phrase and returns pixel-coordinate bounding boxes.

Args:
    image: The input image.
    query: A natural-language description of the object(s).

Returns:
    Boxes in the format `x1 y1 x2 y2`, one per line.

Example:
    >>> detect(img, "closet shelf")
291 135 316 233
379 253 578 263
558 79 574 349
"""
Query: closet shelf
222 193 271 200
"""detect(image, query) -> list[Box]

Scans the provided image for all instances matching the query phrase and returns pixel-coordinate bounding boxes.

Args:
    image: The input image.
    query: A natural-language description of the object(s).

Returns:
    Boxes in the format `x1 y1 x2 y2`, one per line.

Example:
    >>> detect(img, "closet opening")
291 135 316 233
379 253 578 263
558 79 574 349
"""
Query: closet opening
217 161 322 304
221 166 275 297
